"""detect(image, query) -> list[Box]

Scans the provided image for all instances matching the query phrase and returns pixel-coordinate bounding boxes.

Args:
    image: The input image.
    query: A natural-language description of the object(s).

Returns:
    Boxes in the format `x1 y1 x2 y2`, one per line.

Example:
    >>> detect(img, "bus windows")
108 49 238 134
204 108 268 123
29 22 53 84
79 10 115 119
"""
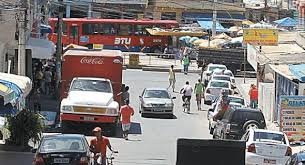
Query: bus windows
102 24 116 35
118 24 133 36
135 25 149 36
82 23 101 35
54 22 67 35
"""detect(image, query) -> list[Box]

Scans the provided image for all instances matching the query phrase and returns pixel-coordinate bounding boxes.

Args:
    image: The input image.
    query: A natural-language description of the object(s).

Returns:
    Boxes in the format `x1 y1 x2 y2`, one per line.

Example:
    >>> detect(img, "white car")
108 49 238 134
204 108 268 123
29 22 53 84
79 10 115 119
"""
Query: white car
242 129 292 165
224 70 236 88
203 64 227 82
204 80 232 105
208 95 246 134
210 75 235 89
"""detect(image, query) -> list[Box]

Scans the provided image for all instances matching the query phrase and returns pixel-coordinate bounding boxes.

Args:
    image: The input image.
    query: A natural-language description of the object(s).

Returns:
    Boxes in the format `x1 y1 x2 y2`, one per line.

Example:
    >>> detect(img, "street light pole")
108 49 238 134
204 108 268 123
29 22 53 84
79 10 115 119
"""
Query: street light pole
55 0 64 99
17 0 28 76
212 0 217 37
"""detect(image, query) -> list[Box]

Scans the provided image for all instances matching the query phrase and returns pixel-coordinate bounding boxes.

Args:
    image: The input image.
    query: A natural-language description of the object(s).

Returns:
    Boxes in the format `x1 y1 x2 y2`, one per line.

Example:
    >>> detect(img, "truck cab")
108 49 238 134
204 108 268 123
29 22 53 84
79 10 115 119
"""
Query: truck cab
59 49 123 133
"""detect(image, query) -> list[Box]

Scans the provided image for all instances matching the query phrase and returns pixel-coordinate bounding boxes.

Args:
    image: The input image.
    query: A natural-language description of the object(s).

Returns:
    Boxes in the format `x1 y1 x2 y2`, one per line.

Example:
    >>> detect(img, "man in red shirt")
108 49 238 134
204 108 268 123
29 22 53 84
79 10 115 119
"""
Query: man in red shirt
120 99 134 140
90 127 114 165
248 84 258 109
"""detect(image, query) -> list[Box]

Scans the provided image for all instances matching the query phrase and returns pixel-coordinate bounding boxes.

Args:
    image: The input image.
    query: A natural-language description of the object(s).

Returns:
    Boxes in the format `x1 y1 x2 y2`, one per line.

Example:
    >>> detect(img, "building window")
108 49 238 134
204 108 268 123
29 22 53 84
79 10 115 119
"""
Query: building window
0 10 2 21
161 12 176 20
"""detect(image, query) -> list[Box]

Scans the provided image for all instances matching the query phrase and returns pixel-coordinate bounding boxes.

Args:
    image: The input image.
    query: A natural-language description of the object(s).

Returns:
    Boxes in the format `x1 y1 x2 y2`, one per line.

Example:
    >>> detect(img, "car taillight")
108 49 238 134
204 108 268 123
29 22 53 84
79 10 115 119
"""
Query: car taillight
225 124 231 133
80 156 89 165
206 89 211 94
285 146 292 156
33 154 44 165
247 144 256 153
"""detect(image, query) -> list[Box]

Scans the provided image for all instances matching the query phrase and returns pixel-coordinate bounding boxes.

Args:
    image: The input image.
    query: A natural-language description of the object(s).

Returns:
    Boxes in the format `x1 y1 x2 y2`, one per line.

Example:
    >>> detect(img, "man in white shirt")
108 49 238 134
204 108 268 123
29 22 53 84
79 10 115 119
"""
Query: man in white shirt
180 81 193 106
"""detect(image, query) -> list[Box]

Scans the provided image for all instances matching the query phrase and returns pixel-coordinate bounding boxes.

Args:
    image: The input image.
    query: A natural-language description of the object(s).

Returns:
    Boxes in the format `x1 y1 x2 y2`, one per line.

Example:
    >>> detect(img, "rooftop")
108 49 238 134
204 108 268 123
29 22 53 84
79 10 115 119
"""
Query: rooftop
256 32 305 65
269 64 297 80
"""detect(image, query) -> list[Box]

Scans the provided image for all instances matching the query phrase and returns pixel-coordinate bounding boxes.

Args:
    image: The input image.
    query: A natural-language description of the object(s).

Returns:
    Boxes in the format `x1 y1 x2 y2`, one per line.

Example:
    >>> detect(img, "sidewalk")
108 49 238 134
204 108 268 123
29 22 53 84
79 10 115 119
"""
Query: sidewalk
235 78 280 132
123 54 201 73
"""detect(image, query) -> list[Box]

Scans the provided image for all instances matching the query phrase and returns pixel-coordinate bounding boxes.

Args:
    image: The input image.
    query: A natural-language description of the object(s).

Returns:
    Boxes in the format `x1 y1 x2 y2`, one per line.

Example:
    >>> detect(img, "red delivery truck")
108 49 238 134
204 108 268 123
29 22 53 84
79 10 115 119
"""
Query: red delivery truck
60 49 123 132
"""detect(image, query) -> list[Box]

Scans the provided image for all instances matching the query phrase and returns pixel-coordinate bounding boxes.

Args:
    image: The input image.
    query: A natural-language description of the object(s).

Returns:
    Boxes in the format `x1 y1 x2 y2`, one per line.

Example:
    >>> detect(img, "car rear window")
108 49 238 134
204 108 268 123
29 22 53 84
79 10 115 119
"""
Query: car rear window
231 111 265 123
254 132 286 144
210 81 229 88
213 76 230 82
229 97 245 105
40 136 85 153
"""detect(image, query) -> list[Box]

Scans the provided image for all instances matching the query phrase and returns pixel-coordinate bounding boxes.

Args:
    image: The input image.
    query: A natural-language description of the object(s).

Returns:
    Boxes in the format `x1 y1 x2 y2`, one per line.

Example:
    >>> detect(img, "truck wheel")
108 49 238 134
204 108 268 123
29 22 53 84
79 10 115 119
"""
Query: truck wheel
61 121 69 133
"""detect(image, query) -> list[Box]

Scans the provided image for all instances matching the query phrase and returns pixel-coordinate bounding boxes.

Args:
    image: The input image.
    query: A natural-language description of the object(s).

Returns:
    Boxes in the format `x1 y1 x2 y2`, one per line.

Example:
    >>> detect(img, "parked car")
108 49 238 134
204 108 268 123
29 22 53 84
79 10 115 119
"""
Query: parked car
224 70 236 88
139 88 175 117
203 64 228 83
208 95 246 134
210 75 235 89
32 134 93 165
286 151 305 165
204 80 232 105
242 129 291 165
213 108 266 140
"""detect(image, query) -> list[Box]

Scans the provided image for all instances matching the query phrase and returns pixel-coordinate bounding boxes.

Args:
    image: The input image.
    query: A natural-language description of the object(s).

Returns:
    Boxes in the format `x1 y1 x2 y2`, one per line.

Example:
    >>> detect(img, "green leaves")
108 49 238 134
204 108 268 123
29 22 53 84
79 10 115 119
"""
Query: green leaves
5 109 44 146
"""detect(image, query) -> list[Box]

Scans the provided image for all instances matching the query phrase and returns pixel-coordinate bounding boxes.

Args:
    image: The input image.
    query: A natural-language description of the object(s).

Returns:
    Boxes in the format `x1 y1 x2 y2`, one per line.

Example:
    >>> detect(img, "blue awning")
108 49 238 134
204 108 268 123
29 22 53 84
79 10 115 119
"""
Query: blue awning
183 12 246 21
40 24 52 34
289 64 305 82
197 20 228 32
273 17 297 27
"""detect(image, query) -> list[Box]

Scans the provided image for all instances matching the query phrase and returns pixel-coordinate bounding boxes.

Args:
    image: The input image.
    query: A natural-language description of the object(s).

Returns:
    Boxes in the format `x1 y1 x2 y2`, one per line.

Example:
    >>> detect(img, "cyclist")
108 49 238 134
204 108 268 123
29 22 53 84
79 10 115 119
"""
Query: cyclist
194 79 204 111
90 127 116 165
180 81 193 113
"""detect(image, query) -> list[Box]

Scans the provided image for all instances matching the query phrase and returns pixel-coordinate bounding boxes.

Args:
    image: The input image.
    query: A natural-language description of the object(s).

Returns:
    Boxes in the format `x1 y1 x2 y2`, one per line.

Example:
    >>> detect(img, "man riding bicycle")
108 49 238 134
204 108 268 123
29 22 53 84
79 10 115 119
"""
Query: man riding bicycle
90 127 116 165
180 81 193 112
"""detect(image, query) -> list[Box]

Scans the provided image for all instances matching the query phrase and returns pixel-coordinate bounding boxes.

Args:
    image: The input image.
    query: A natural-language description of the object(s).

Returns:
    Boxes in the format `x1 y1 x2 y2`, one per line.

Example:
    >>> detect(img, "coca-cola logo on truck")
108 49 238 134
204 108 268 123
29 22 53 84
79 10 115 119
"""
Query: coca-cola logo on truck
80 57 104 65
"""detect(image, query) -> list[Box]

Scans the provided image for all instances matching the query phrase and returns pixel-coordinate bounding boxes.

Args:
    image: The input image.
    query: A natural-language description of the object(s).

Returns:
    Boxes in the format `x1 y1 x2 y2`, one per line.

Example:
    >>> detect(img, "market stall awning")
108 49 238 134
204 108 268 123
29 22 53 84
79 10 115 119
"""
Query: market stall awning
146 28 207 37
26 37 56 59
183 12 246 21
273 17 297 27
0 73 32 98
40 24 52 34
0 83 17 105
197 20 228 32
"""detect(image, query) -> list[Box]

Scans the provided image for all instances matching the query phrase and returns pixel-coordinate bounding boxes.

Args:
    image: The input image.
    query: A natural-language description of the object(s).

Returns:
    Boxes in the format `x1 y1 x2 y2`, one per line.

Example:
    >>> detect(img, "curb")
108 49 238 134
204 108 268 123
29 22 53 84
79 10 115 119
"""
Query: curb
142 67 201 73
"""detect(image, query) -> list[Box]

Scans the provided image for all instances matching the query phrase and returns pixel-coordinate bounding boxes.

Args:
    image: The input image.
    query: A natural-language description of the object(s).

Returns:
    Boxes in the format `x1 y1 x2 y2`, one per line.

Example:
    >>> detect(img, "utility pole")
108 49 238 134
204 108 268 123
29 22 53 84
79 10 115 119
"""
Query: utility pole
212 0 217 37
56 0 64 98
18 0 28 76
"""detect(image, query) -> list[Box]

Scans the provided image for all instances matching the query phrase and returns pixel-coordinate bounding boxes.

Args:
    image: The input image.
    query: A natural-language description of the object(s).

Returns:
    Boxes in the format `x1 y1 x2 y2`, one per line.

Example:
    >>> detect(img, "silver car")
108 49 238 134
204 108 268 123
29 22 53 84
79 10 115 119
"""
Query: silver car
139 88 176 117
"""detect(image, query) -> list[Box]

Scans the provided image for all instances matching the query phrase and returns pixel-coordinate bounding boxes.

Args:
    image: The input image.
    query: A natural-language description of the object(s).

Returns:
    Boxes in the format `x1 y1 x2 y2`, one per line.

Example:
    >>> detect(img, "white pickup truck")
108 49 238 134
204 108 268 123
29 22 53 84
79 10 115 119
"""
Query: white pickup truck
60 77 120 132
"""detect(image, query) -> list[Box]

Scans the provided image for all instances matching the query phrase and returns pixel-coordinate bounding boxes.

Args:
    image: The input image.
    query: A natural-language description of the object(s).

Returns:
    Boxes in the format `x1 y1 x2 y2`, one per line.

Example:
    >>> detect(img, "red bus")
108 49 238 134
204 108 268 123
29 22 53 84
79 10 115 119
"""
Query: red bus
48 18 178 52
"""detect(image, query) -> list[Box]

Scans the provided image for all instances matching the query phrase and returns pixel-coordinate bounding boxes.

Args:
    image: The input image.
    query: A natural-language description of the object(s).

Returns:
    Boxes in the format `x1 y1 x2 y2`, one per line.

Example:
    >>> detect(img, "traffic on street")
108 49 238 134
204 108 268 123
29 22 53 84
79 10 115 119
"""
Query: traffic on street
1 1 305 165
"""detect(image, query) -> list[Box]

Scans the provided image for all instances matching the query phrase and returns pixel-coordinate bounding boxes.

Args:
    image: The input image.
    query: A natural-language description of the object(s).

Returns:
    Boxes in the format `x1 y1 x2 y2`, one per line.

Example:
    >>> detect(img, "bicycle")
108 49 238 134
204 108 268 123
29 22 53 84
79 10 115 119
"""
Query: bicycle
183 97 191 114
94 150 119 165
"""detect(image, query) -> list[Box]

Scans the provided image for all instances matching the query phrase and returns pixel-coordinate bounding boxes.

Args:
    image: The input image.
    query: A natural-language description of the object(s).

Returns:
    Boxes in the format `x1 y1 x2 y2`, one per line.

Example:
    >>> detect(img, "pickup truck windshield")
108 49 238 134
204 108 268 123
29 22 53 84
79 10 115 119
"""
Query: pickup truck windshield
70 79 112 93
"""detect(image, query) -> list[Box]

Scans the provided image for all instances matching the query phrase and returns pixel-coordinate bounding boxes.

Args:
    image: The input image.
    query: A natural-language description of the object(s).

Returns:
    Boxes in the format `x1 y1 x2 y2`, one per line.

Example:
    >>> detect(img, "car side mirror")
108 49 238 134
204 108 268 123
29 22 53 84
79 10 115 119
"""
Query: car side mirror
172 97 176 99
208 108 213 112
139 96 142 99
31 148 37 153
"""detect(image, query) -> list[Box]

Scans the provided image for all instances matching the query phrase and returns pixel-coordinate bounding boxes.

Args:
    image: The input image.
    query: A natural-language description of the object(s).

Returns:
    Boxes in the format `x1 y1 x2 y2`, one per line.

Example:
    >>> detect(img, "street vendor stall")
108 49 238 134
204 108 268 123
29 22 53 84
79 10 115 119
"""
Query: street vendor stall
0 73 32 141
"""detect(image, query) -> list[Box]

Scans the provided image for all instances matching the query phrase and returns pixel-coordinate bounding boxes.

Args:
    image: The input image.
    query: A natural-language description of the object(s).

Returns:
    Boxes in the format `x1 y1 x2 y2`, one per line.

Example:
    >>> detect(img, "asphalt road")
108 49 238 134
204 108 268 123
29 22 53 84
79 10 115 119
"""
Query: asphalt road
0 70 212 165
